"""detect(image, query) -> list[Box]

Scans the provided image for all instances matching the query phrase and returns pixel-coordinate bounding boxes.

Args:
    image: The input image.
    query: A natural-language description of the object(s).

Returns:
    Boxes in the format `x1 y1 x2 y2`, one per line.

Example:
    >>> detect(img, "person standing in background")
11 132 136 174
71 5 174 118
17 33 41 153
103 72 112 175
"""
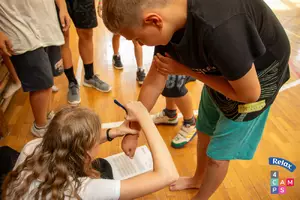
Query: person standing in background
61 0 112 105
0 0 70 137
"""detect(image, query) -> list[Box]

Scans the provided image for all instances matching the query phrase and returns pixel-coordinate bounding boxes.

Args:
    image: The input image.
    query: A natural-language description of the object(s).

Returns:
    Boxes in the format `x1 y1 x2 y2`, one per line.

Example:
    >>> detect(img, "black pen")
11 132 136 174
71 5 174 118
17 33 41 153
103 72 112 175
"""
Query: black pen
114 99 128 114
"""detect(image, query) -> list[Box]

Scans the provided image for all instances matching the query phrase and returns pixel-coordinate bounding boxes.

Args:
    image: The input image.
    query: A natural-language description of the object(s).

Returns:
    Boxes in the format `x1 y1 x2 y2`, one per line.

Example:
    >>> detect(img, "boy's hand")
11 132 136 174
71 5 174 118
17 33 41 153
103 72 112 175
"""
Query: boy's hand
154 53 191 76
59 8 71 32
0 32 13 56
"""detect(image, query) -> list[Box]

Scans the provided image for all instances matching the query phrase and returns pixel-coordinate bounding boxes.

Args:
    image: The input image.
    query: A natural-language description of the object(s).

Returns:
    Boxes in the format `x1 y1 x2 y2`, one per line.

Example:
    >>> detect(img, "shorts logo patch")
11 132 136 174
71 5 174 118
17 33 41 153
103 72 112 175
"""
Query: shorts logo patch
238 100 266 113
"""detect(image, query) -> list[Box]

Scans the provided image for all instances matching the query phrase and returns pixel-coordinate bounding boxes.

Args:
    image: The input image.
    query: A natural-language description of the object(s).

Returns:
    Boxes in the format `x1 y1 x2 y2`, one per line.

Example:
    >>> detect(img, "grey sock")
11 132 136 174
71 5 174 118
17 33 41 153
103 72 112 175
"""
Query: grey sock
164 108 177 118
183 116 196 126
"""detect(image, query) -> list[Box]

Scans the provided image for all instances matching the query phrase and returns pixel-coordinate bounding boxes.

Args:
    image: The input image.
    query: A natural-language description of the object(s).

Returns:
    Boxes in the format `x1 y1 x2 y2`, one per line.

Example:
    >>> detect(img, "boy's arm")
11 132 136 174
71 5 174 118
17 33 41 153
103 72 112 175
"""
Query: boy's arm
121 60 168 158
188 64 261 103
155 53 261 103
138 61 168 110
0 31 13 56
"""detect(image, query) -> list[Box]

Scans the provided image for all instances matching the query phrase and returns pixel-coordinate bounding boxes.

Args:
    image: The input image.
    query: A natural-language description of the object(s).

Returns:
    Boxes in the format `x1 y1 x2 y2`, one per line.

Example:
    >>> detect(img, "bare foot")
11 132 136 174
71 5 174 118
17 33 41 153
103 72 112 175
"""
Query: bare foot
169 177 201 191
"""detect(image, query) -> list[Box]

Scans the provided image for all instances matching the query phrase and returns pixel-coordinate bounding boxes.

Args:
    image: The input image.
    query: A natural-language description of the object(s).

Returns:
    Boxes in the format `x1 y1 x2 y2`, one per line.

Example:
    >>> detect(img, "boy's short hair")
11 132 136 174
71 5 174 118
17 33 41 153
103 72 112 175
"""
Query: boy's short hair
102 0 169 33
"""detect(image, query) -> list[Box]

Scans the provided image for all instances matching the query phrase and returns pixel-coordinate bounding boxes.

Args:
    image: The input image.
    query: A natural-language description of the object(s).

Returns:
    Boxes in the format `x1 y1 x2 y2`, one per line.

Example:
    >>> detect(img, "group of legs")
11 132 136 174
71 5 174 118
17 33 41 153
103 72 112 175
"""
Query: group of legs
112 34 146 84
2 0 147 137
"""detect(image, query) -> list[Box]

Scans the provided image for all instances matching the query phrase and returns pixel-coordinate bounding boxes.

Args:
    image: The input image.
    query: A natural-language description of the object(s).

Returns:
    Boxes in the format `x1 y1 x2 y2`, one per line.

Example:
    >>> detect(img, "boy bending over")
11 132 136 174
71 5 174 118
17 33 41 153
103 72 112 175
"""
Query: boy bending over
102 0 290 199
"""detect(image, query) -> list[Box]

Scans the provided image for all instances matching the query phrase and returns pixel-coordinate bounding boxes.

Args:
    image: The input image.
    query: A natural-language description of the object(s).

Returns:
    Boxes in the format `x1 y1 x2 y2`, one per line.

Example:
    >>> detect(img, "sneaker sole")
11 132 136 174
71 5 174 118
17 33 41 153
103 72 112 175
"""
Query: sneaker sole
68 98 81 105
113 65 123 70
136 77 145 85
171 131 197 149
83 82 112 93
154 121 178 126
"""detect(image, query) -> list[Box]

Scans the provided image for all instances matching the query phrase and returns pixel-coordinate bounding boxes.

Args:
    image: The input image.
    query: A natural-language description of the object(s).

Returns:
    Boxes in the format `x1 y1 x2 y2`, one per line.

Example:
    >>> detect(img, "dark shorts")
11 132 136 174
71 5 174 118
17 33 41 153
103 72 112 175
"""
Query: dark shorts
162 75 194 98
66 0 98 29
11 46 63 92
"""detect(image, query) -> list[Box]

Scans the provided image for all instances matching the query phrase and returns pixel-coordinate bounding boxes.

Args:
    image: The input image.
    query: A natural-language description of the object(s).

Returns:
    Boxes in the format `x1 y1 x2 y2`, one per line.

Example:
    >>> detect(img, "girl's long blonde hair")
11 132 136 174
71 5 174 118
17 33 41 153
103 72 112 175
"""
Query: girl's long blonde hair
2 106 102 199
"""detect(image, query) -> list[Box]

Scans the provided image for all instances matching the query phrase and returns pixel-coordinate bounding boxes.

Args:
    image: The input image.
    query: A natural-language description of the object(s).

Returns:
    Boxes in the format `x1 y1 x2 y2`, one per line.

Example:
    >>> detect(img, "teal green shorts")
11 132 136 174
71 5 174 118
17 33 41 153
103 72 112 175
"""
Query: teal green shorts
196 86 270 160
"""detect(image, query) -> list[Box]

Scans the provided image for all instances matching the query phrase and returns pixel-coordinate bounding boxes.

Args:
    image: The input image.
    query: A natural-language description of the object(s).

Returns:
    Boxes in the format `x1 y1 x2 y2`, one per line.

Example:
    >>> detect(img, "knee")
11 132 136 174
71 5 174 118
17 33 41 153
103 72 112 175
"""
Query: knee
78 29 93 41
207 158 229 168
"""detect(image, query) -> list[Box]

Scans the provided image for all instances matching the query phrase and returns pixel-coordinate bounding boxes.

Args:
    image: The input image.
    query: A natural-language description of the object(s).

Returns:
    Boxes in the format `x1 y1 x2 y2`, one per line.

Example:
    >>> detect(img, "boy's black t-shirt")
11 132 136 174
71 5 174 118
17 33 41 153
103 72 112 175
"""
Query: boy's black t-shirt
155 0 290 121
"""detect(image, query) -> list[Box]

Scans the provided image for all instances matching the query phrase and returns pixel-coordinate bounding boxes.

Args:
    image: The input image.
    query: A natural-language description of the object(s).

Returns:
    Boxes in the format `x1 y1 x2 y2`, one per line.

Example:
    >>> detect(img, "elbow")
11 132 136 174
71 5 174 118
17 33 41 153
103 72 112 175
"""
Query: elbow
160 169 179 184
241 93 260 103
241 90 261 103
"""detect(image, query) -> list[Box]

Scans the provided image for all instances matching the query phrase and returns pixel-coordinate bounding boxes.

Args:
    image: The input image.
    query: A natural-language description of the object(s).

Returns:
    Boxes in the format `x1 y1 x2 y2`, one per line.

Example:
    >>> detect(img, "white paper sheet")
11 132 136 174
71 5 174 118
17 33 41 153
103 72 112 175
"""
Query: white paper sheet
105 145 153 180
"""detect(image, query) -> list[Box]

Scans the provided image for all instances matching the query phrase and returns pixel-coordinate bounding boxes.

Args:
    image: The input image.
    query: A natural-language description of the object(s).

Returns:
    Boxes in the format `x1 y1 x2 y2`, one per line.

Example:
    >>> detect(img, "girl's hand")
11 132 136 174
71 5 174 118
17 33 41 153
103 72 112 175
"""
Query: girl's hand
110 121 139 138
125 101 148 122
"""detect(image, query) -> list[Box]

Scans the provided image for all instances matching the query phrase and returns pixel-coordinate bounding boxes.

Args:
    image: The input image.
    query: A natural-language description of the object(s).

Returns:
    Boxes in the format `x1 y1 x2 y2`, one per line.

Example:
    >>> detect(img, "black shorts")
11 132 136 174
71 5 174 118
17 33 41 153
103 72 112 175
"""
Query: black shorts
162 75 194 98
66 0 98 29
11 46 63 92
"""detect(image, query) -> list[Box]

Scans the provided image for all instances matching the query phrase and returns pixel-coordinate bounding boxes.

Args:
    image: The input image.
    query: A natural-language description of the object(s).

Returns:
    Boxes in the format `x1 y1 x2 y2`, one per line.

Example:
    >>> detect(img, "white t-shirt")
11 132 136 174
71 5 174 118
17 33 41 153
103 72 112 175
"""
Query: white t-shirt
0 0 64 55
12 139 121 200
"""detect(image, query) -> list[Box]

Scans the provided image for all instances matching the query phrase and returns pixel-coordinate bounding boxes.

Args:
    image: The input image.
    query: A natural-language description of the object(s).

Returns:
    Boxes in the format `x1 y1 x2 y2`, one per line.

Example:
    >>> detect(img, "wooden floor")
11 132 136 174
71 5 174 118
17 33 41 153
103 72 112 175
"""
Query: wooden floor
1 0 300 199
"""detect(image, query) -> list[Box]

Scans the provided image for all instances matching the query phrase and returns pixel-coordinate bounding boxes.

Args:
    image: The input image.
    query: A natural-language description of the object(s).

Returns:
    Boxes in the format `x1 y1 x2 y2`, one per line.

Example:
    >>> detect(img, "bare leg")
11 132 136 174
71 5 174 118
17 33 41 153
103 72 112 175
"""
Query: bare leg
132 40 143 68
166 98 177 110
61 29 73 69
170 131 210 191
112 34 121 55
29 88 52 127
77 28 93 65
193 159 229 200
3 55 20 84
173 92 194 120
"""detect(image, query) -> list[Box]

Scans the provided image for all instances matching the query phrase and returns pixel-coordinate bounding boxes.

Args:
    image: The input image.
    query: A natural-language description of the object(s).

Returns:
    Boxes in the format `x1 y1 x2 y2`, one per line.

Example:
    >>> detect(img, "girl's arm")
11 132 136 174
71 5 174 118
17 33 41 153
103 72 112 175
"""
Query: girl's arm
119 102 179 200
